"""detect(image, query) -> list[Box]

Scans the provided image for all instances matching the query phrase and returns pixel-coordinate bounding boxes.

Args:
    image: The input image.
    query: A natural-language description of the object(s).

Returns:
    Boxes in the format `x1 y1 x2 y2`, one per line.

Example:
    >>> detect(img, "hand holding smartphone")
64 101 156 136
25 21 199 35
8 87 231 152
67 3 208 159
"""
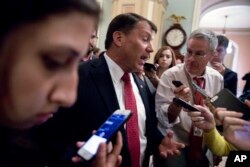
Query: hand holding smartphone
77 109 132 160
173 97 199 111
172 80 183 87
144 63 157 71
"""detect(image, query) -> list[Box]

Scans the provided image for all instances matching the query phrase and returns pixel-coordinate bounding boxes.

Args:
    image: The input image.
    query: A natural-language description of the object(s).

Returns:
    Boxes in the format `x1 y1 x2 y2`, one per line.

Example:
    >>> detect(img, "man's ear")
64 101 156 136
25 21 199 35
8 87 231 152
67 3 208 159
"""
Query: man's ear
113 31 124 47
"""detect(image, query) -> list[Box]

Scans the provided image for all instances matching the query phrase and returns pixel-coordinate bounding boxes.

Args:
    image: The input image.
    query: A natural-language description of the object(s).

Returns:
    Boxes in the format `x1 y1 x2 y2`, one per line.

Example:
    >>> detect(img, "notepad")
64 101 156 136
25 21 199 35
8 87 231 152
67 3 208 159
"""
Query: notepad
210 89 250 120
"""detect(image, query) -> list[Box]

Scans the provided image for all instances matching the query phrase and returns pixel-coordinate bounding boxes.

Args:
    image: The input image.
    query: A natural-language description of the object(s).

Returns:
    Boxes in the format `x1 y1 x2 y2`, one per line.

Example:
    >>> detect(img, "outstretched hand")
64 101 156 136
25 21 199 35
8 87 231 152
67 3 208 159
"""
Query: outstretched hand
187 105 215 132
223 117 250 151
159 130 185 158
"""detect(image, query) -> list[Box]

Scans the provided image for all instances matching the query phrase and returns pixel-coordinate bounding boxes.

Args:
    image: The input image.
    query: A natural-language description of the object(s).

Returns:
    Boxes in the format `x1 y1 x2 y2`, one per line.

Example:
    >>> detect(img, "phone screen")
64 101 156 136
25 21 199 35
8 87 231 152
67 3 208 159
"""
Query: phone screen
78 110 131 160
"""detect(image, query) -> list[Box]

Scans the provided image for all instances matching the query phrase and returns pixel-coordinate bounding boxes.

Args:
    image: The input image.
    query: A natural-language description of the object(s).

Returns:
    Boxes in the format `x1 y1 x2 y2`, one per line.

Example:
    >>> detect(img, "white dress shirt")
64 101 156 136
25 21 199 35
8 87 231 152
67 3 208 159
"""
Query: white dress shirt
104 53 147 166
155 63 224 145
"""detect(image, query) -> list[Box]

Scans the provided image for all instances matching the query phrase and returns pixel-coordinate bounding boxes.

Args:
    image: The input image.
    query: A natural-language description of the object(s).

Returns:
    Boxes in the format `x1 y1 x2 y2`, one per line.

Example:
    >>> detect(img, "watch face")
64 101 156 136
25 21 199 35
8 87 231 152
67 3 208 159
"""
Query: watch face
165 29 185 47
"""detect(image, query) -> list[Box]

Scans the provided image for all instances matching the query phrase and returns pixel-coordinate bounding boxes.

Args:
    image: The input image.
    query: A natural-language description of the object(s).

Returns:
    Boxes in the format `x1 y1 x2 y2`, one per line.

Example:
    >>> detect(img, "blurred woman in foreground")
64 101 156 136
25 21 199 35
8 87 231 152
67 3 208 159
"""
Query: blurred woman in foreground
0 0 122 166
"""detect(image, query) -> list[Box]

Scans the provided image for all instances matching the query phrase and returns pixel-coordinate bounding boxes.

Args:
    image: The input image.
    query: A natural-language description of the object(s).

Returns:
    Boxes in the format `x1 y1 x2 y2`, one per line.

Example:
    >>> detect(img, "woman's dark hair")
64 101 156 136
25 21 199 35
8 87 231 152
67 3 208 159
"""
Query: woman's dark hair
105 13 157 50
217 35 229 48
0 0 101 107
0 0 100 43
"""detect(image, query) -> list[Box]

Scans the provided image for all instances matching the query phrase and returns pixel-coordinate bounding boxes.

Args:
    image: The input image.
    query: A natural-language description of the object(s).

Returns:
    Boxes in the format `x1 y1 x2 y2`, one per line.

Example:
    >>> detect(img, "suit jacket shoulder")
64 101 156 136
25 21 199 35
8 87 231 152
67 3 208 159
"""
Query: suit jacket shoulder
224 68 238 95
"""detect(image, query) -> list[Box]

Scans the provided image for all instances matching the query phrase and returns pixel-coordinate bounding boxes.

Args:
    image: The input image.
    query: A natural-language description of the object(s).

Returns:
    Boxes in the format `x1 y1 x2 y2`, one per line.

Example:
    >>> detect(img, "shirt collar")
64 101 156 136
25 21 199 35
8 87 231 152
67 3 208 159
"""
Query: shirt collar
104 53 125 84
185 65 207 79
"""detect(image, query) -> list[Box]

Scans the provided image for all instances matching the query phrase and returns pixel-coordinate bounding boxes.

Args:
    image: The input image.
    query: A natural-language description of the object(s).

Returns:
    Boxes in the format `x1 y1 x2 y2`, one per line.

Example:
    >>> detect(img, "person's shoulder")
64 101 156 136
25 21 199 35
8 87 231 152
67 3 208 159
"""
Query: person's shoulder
160 63 183 79
206 66 220 75
79 57 104 72
78 61 91 75
158 64 185 86
224 67 237 76
167 63 184 73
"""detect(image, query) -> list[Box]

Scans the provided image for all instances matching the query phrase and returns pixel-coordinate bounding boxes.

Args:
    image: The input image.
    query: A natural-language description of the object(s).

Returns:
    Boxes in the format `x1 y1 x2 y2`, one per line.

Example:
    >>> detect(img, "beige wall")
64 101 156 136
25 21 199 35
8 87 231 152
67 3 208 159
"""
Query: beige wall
111 0 168 63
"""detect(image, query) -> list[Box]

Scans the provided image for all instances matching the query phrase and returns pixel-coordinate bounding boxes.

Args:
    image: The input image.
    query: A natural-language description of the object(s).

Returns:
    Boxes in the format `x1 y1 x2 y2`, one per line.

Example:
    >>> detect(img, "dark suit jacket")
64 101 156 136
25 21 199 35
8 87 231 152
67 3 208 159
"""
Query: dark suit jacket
224 67 238 95
38 55 163 167
242 72 250 93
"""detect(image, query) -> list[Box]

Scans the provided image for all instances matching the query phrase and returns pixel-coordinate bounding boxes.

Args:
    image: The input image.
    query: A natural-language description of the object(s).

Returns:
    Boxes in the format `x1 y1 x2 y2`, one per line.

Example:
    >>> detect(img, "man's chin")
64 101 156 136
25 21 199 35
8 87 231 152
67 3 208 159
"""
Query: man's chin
138 65 144 72
186 67 198 75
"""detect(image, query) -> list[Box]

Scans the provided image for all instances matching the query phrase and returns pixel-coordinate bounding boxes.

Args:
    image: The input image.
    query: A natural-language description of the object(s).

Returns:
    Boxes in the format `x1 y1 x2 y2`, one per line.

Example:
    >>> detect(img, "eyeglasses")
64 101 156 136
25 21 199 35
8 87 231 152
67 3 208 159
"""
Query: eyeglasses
185 50 208 58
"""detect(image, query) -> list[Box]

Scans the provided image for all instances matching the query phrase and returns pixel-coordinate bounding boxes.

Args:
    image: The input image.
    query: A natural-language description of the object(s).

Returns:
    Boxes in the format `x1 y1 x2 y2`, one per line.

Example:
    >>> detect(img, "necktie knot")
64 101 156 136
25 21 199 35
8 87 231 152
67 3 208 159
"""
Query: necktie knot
121 72 131 83
193 77 205 89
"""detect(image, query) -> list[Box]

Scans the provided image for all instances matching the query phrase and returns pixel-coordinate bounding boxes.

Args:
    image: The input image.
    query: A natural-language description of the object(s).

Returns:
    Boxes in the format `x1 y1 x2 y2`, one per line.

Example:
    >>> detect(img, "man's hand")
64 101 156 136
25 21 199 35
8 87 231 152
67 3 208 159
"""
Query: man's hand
210 62 225 74
167 85 191 123
174 85 191 102
144 67 160 87
159 130 185 158
187 105 215 132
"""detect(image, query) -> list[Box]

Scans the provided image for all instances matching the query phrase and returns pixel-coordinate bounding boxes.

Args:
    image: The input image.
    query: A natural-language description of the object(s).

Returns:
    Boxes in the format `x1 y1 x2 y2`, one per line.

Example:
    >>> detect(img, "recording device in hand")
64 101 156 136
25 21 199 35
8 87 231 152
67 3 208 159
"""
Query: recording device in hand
172 80 183 87
173 97 199 111
77 109 132 160
191 81 210 99
144 63 157 71
192 83 250 120
210 89 250 120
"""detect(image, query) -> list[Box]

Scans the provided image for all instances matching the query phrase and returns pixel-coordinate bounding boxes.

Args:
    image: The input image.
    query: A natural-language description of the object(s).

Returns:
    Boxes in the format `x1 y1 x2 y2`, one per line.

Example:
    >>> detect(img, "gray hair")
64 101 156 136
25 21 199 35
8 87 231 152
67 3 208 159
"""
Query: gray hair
188 28 218 52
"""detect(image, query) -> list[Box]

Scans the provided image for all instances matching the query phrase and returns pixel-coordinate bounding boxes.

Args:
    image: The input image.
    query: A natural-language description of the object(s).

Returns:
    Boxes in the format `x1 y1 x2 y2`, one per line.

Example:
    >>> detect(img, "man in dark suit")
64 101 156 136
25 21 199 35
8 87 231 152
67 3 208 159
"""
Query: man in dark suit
242 72 250 93
39 13 184 167
210 35 238 95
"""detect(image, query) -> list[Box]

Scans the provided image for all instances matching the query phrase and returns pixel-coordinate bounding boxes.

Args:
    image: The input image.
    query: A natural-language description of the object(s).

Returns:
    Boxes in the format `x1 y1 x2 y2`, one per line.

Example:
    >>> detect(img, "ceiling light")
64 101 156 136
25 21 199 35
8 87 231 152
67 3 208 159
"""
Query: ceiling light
222 15 228 34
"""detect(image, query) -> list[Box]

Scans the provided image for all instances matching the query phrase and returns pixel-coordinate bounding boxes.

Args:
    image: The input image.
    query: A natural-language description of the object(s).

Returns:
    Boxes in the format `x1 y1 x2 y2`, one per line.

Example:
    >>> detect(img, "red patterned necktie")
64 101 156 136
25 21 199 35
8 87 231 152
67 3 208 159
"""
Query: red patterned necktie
188 77 205 160
121 72 140 167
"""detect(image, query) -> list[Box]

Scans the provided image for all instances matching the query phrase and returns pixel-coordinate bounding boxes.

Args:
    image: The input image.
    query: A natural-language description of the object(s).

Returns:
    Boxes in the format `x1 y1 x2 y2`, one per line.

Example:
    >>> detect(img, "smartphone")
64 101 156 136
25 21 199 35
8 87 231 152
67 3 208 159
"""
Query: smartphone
172 80 183 87
144 63 157 71
210 89 250 120
77 109 132 160
173 97 199 111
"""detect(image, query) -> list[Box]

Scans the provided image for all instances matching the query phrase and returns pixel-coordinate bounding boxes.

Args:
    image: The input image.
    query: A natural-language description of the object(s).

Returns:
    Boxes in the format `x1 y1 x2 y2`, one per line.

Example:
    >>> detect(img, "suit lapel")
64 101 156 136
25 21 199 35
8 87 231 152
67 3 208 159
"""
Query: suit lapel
132 73 150 113
90 55 120 114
